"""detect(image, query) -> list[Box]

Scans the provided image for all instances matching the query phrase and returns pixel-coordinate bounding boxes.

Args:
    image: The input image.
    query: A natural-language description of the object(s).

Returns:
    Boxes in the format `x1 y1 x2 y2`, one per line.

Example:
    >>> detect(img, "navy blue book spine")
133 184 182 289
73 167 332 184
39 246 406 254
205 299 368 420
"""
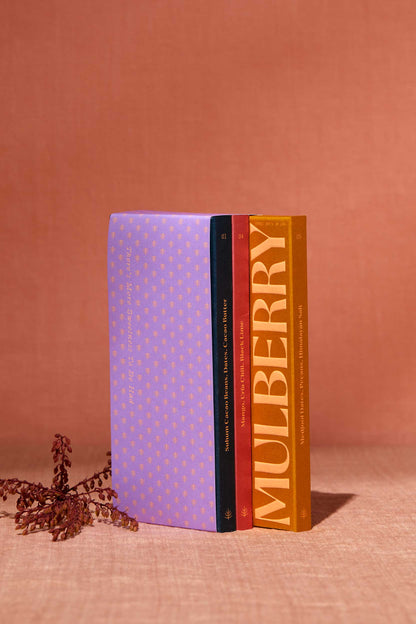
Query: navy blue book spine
210 216 236 532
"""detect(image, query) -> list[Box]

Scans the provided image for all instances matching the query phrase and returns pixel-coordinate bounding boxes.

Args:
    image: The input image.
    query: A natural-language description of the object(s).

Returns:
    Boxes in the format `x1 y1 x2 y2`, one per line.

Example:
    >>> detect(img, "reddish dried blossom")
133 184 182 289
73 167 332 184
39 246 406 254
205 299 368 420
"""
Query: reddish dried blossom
0 434 138 541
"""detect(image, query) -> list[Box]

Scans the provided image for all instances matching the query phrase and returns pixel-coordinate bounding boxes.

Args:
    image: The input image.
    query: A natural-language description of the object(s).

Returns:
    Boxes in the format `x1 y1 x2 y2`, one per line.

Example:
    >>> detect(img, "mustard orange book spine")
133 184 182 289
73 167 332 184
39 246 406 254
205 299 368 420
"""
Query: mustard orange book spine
249 216 311 531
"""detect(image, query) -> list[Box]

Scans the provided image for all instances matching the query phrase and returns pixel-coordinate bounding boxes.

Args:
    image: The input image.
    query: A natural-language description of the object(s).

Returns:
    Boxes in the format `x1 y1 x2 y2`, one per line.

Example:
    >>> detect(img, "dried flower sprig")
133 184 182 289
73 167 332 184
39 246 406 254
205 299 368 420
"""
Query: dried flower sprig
0 434 138 541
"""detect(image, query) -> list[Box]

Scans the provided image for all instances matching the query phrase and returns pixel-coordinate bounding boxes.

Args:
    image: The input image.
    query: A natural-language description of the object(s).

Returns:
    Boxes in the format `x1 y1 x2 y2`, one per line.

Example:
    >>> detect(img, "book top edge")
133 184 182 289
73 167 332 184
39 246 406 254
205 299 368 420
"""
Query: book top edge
110 212 223 219
109 213 307 219
249 215 307 221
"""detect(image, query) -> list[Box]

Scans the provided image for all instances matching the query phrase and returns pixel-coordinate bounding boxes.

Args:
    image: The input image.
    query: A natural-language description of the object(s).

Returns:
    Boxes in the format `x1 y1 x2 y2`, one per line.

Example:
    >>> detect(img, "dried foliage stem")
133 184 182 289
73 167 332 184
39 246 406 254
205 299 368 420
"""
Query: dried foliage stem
0 434 138 541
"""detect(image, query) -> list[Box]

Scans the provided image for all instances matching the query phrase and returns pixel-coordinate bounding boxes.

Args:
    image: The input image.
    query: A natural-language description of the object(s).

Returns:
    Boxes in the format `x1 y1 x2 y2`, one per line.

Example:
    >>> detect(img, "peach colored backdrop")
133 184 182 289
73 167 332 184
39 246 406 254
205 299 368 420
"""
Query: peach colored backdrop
1 0 415 448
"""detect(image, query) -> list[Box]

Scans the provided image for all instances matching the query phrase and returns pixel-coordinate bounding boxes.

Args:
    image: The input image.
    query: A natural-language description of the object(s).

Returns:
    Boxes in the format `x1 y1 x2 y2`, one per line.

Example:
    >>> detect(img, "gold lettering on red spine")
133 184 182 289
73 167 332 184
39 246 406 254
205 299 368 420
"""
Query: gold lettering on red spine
250 220 292 529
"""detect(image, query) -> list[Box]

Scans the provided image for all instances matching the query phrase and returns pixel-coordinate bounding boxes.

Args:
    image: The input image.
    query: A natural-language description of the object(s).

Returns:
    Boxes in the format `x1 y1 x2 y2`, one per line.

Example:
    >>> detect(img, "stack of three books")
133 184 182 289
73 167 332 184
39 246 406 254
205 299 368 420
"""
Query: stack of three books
108 212 310 533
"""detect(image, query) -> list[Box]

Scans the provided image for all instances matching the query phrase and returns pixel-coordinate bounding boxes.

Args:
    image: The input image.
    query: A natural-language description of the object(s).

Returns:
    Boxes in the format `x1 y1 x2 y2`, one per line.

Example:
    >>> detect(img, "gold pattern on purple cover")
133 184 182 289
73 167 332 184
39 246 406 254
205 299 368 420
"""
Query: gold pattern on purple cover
108 213 217 531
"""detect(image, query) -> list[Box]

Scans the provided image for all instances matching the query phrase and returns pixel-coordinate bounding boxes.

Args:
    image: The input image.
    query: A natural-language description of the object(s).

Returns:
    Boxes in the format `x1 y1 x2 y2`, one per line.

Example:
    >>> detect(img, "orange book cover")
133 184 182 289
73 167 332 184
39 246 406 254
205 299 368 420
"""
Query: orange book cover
249 216 311 531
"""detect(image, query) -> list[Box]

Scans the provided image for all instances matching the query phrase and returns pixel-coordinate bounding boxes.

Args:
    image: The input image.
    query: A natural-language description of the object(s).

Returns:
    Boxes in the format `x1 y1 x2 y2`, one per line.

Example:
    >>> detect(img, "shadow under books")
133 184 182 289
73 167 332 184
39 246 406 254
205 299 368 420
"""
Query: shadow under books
311 490 355 528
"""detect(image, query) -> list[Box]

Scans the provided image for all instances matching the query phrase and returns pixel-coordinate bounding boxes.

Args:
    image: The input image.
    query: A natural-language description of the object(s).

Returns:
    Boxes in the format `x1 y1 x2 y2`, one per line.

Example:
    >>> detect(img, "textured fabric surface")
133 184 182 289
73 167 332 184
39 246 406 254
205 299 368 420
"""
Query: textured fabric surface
0 445 415 623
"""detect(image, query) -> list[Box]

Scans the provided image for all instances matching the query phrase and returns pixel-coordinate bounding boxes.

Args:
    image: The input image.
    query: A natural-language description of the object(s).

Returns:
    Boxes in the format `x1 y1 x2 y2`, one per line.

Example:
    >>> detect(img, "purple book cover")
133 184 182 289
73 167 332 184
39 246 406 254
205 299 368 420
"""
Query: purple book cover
108 212 217 531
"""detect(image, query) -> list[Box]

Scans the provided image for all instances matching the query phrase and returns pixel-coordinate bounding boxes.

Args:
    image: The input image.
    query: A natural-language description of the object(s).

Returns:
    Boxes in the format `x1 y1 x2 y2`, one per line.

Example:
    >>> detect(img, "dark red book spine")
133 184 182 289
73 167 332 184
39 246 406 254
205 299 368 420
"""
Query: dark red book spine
232 215 253 530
